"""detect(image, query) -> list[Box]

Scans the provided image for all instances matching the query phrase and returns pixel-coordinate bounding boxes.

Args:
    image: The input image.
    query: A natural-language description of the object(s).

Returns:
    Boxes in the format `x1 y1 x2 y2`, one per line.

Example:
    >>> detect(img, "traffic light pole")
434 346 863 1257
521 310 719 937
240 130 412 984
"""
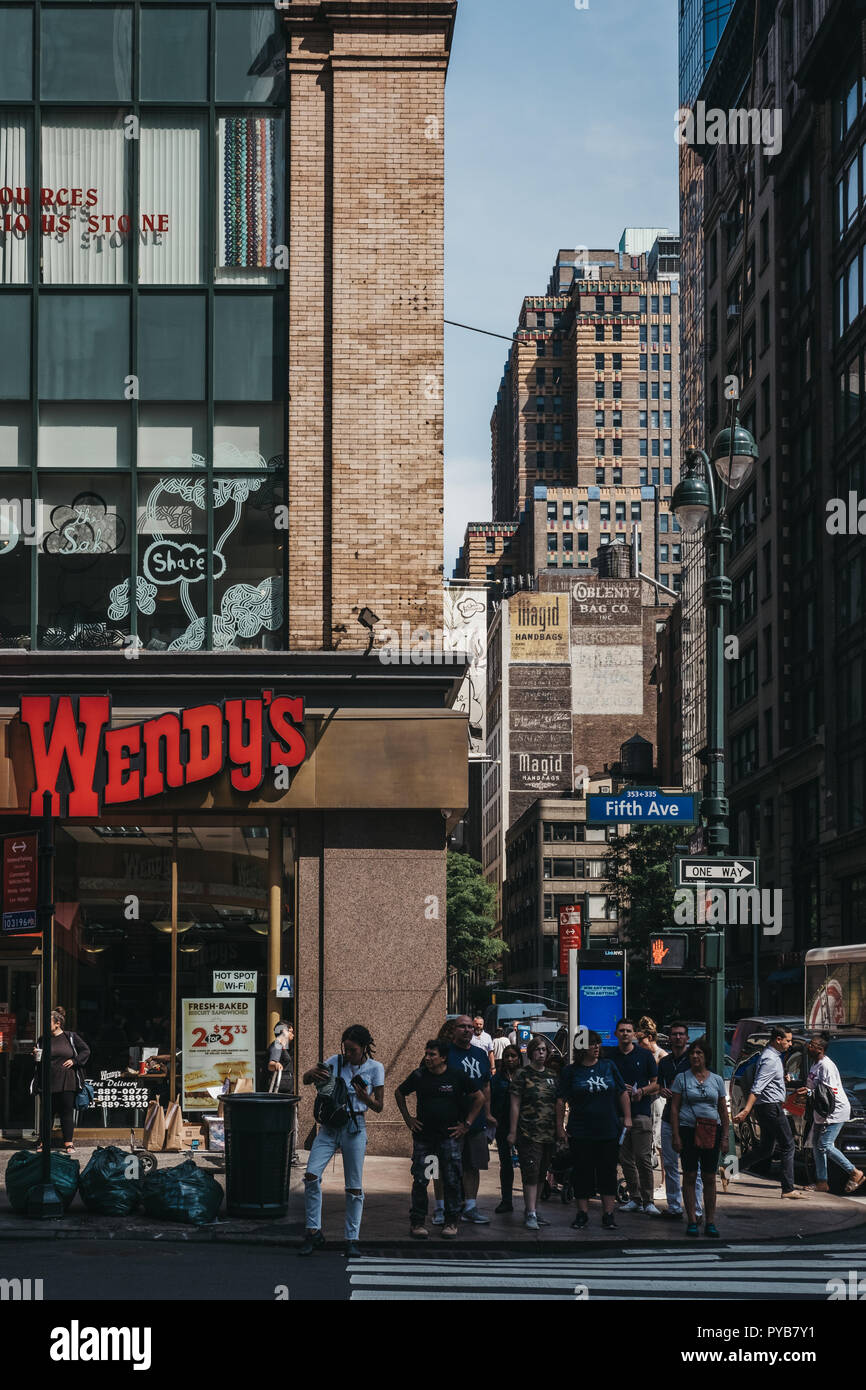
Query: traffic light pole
27 791 63 1218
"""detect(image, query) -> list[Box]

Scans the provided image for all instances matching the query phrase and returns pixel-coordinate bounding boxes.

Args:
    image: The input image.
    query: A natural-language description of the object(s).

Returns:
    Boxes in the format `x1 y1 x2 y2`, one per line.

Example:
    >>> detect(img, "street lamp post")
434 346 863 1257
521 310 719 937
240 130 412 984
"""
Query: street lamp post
672 422 758 1152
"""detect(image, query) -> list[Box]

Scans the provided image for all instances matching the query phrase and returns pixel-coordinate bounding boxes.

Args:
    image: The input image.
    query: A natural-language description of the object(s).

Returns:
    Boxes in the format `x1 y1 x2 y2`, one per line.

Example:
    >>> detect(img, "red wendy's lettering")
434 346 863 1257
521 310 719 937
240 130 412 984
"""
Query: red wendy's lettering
19 694 307 815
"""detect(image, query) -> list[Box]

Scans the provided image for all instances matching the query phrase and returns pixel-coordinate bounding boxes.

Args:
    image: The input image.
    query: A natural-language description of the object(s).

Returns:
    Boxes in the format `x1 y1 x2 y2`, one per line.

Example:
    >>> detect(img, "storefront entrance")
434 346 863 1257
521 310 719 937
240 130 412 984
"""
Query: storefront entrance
0 959 40 1131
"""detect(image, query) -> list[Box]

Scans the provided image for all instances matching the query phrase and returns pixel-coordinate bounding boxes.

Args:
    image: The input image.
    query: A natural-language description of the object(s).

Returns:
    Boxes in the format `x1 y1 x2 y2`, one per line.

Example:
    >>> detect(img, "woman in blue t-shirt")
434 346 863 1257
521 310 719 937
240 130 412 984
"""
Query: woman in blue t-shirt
555 1030 631 1230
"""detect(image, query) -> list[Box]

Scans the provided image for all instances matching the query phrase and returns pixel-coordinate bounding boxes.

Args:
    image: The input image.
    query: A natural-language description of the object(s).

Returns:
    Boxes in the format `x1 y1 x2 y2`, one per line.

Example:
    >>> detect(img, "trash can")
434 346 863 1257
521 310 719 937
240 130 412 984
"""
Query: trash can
221 1093 299 1217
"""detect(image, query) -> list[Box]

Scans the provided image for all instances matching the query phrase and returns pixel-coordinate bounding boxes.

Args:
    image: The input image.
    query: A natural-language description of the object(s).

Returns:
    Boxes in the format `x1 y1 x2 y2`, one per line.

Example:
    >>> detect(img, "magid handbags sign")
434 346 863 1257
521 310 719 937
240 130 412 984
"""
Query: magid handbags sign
19 693 307 816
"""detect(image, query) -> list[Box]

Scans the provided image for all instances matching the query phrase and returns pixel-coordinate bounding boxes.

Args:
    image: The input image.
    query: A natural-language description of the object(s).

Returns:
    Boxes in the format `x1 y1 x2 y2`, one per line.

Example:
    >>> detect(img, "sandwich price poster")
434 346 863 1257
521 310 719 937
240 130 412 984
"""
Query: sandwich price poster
181 998 256 1109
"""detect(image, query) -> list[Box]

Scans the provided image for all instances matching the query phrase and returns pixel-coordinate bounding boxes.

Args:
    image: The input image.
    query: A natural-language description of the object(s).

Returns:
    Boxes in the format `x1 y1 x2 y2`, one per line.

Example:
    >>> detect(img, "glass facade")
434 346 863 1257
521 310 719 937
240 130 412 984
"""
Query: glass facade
678 0 736 107
0 2 288 651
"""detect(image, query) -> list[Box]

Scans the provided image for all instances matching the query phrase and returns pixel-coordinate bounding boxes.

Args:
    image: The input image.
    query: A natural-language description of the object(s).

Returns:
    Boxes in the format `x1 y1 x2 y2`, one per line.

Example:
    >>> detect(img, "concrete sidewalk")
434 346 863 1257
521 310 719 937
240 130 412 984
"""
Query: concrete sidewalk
1 1143 864 1247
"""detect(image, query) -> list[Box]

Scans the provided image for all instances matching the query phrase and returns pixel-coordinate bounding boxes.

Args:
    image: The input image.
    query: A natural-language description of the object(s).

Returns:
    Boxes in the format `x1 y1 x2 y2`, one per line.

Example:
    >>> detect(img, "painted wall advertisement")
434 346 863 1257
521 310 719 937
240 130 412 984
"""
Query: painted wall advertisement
181 998 256 1109
509 594 570 663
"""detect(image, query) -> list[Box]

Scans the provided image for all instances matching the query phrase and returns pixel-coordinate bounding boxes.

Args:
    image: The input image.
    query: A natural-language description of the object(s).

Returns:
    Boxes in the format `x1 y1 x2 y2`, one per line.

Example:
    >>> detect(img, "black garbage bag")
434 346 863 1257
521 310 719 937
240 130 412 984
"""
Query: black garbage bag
79 1146 143 1216
141 1158 223 1226
5 1150 79 1214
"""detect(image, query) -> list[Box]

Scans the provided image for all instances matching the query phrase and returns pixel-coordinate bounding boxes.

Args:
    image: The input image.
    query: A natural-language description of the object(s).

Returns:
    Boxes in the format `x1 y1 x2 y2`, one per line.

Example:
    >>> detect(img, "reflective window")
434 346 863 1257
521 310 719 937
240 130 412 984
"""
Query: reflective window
41 7 133 101
39 295 130 398
0 6 32 100
215 8 285 103
140 8 208 102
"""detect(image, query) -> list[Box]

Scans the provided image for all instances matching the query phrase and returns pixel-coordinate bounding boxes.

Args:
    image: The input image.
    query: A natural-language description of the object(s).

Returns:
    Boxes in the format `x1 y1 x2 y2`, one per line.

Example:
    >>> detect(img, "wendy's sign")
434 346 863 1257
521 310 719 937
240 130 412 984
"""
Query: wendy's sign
19 693 307 816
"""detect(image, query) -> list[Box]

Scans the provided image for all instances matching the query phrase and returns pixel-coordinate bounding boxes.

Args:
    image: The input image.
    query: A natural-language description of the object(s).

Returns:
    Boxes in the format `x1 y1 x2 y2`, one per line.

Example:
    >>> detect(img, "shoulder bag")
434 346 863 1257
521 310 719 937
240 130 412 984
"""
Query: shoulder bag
685 1073 720 1149
68 1033 95 1110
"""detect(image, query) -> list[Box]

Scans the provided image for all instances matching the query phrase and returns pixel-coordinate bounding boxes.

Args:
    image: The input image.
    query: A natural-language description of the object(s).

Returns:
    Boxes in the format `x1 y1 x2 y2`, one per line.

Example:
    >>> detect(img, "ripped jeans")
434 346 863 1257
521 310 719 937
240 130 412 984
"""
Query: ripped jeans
304 1118 367 1240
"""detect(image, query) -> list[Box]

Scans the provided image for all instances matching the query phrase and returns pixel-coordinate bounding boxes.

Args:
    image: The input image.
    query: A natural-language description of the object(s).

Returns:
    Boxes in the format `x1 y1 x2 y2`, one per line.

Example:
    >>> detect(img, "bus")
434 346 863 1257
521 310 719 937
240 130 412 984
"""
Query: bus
805 944 866 1029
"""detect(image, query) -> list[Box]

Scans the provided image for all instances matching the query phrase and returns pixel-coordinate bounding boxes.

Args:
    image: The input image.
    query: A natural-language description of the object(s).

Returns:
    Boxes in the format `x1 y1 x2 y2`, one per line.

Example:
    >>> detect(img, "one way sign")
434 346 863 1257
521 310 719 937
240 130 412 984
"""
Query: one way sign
675 856 759 889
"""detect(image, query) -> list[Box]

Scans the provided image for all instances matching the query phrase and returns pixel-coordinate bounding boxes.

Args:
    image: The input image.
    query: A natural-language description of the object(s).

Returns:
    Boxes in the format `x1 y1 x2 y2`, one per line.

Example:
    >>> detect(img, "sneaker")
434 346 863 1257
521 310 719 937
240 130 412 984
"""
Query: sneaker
298 1229 326 1256
441 1223 459 1239
601 1212 617 1230
345 1240 361 1258
524 1212 539 1230
571 1211 589 1230
643 1203 662 1216
619 1199 641 1212
432 1208 446 1226
704 1223 720 1238
495 1200 513 1214
662 1207 684 1219
410 1224 428 1239
461 1207 491 1224
536 1215 551 1227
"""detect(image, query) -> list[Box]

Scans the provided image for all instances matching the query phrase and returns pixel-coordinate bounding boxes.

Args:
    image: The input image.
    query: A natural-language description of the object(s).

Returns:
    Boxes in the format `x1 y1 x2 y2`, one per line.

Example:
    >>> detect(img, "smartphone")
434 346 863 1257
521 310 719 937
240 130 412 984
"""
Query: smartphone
352 1075 368 1091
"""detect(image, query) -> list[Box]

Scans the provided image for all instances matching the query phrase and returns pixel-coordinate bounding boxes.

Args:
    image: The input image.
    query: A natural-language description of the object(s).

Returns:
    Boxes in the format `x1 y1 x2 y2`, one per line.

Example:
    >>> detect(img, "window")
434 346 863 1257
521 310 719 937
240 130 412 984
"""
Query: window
663 296 671 314
595 381 605 399
547 533 558 551
612 439 622 456
563 501 573 520
535 452 545 471
595 295 605 313
595 325 605 342
639 382 647 400
760 376 771 433
612 324 622 342
663 411 672 429
615 501 626 522
612 381 622 399
639 296 647 313
763 541 772 597
216 7 286 103
639 410 648 429
651 382 660 400
41 7 132 101
562 533 573 553
612 411 622 427
651 439 660 456
485 536 495 555
612 354 622 370
760 212 769 266
612 467 622 484
733 566 757 626
731 724 758 781
141 8 208 101
651 295 659 314
660 544 669 563
730 644 758 707
612 295 622 313
663 380 671 400
663 440 671 457
595 410 606 427
763 624 773 679
547 501 557 521
595 467 605 484
651 410 660 429
537 395 546 412
659 513 668 532
640 354 647 371
537 368 547 385
631 502 641 520
600 502 610 521
536 423 546 442
594 354 604 371
0 6 32 100
663 355 671 371
640 325 648 344
553 424 563 442
639 439 648 457
595 438 605 456
577 533 589 552
537 341 546 356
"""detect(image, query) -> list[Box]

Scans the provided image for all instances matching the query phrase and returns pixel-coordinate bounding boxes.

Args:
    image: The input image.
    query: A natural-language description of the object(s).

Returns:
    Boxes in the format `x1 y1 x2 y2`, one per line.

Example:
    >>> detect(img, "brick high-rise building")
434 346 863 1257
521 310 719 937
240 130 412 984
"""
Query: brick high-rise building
489 240 685 596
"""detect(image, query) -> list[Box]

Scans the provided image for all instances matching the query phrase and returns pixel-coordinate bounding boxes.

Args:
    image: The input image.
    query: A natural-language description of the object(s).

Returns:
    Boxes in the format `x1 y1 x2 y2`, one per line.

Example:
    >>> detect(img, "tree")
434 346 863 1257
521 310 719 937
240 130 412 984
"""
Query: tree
446 852 504 976
605 826 704 1021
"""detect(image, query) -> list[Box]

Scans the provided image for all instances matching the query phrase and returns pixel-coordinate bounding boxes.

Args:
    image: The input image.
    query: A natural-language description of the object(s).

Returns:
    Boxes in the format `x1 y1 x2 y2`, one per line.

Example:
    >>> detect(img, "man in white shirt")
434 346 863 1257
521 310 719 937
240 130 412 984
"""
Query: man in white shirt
491 1026 512 1063
797 1032 864 1194
472 1016 495 1070
733 1026 804 1199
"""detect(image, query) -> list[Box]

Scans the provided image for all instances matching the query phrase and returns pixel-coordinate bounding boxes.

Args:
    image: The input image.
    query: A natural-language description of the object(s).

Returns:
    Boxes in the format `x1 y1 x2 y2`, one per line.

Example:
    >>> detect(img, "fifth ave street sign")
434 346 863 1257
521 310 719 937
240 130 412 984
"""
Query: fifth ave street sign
675 856 759 889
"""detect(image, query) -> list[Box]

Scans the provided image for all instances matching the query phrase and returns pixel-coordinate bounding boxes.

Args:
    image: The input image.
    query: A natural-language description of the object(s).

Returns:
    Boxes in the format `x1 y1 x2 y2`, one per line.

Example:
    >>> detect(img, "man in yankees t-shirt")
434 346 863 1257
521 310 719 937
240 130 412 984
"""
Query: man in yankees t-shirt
430 1015 493 1224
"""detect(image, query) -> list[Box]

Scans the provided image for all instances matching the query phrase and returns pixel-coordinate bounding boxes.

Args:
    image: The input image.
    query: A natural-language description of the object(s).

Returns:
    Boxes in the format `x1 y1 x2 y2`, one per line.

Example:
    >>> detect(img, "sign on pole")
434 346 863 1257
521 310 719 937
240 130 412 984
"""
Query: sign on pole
587 788 698 824
275 974 294 999
674 856 759 889
558 903 582 975
2 834 39 935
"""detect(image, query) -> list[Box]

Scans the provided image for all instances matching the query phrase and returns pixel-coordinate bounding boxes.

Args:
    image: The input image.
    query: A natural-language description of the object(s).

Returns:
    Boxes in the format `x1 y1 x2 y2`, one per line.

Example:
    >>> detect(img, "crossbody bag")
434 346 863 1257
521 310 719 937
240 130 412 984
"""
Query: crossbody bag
683 1072 720 1149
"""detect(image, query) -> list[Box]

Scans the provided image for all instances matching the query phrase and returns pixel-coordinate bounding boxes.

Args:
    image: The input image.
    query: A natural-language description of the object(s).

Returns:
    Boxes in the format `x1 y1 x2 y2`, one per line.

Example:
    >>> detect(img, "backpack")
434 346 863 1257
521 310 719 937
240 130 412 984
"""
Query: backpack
811 1080 836 1120
313 1063 357 1131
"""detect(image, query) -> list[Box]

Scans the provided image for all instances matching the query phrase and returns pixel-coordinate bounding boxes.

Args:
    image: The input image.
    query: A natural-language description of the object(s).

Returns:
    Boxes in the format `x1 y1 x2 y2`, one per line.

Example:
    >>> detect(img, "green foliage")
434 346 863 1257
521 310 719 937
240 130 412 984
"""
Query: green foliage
446 852 504 976
605 827 704 1019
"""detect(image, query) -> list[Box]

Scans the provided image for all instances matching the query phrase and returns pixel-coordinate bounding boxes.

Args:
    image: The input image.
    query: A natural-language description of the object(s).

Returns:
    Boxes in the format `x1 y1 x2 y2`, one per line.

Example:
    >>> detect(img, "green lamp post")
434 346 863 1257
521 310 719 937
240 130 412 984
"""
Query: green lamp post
672 421 758 1152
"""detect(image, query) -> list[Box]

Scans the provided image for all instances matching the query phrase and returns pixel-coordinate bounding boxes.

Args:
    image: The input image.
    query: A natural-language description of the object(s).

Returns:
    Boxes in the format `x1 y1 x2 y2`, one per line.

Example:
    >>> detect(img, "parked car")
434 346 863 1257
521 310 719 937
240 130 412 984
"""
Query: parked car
730 1029 866 1192
728 1015 804 1063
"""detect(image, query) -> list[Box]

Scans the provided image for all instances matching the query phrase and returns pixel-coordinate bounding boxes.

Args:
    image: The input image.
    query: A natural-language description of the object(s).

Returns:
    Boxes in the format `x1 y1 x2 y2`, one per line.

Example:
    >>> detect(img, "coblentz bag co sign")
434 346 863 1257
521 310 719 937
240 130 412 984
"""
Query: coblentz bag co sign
18 693 308 815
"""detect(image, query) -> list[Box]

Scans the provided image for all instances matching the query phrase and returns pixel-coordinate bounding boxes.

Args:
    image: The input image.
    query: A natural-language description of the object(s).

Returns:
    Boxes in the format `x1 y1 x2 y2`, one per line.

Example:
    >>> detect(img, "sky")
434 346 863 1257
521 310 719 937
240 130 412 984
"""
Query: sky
443 0 680 571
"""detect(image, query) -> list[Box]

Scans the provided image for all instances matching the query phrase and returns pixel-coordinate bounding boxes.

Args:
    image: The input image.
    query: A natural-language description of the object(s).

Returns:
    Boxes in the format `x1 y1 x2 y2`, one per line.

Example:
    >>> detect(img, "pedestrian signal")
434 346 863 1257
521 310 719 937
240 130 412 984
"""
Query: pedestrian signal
648 933 688 971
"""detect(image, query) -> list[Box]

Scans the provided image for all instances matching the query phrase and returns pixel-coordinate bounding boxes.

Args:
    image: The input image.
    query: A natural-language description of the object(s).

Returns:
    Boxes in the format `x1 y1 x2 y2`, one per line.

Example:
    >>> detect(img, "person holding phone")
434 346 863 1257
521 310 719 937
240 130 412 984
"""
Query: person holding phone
299 1024 385 1258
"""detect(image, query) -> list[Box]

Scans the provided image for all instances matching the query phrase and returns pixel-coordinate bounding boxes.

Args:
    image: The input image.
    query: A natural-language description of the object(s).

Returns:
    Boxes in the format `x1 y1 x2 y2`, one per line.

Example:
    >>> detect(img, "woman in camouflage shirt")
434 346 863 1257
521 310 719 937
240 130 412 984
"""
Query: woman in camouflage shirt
507 1035 559 1230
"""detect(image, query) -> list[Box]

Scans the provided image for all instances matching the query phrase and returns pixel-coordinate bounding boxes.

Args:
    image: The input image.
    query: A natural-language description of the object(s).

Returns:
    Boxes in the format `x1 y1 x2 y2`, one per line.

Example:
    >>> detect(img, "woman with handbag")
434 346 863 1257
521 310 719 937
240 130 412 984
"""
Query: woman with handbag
670 1038 729 1238
33 1007 91 1155
299 1024 385 1258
